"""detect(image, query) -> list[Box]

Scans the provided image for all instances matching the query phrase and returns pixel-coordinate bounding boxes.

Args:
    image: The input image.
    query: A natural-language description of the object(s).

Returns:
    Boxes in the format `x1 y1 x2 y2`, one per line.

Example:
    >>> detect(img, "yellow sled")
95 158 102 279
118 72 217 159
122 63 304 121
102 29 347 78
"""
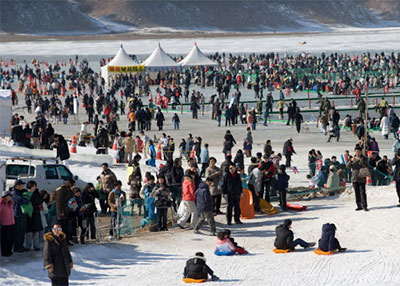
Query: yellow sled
259 198 279 215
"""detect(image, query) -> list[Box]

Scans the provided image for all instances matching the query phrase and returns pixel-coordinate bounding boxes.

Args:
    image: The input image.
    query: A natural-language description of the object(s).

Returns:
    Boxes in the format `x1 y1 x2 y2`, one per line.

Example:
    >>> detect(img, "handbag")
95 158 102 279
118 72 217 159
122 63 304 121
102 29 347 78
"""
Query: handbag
359 167 370 178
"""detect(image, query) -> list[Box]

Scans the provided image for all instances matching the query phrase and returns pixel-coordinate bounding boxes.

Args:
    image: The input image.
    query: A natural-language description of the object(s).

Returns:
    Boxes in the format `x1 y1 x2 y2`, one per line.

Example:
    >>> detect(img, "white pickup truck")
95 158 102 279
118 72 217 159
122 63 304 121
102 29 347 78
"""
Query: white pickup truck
0 157 87 196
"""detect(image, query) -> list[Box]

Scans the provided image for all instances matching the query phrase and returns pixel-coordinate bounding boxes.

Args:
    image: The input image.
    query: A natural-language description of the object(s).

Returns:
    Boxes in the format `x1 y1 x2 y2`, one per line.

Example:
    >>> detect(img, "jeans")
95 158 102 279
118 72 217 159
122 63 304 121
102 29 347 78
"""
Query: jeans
109 211 119 236
84 214 96 239
217 116 221 127
292 238 309 249
174 121 179 130
260 180 272 203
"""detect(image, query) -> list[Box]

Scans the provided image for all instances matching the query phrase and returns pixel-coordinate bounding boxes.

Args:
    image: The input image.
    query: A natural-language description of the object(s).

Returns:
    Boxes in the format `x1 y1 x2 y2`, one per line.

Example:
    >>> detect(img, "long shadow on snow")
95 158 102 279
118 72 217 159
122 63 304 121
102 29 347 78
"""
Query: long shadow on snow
3 243 180 284
369 205 399 210
229 229 274 238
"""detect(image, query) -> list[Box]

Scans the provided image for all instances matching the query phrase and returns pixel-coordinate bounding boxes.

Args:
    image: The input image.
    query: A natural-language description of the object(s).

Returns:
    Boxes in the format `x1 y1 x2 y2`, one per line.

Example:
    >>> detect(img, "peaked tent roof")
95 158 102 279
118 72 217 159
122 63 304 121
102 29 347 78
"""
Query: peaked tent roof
142 44 181 71
179 44 218 67
108 44 137 66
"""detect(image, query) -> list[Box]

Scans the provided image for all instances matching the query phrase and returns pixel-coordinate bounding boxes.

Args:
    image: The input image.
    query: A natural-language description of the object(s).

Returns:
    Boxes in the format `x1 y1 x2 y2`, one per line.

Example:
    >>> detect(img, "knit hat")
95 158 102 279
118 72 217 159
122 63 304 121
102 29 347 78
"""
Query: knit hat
195 252 204 257
1 191 11 198
14 179 25 187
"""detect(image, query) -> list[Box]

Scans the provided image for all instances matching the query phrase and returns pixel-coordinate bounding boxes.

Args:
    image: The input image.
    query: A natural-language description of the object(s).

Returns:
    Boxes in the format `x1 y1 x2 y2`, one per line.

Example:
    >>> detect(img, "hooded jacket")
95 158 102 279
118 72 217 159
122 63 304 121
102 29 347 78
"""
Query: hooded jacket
195 182 213 213
184 256 210 280
318 223 337 252
43 232 73 279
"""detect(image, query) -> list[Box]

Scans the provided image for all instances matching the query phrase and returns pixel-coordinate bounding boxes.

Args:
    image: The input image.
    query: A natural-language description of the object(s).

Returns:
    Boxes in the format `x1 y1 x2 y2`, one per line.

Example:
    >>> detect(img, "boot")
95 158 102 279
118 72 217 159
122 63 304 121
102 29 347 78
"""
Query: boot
80 236 85 244
72 236 79 244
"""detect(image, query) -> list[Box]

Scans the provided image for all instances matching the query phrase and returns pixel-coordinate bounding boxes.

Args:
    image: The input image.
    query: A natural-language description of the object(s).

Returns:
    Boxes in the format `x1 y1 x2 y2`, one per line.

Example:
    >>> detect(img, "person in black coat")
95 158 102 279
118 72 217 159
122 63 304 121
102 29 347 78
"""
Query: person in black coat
183 252 219 281
155 108 165 131
221 163 242 225
25 181 43 250
43 224 73 286
318 223 346 252
53 134 70 162
81 183 99 240
194 179 216 235
95 127 109 154
293 108 303 133
274 219 314 251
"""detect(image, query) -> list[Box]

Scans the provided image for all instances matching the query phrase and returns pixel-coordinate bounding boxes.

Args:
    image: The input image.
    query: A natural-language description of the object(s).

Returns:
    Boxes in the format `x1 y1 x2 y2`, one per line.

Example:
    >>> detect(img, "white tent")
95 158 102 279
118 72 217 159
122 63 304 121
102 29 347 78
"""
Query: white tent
142 44 181 72
0 90 12 136
101 45 144 86
179 43 218 67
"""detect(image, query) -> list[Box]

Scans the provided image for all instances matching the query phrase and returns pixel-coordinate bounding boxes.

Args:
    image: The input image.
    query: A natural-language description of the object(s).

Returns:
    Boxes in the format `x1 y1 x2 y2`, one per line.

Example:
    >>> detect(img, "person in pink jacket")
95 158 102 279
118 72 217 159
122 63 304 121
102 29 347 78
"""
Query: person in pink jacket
0 191 15 256
177 172 198 229
214 231 236 256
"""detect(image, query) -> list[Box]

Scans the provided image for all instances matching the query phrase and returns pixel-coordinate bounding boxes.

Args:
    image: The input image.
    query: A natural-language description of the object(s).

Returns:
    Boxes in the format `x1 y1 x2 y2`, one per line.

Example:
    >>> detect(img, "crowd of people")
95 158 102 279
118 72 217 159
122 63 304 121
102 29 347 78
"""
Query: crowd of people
1 51 400 284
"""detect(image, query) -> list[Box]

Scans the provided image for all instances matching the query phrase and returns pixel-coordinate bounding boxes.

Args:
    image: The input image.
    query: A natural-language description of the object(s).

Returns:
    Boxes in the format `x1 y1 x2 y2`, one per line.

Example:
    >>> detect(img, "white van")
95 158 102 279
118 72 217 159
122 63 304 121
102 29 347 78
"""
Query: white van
0 157 87 196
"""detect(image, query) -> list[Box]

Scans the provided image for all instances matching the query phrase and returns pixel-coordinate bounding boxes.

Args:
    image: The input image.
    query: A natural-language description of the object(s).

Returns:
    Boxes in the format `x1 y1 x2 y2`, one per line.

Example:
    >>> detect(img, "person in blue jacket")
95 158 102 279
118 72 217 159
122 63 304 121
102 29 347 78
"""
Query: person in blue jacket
318 223 346 252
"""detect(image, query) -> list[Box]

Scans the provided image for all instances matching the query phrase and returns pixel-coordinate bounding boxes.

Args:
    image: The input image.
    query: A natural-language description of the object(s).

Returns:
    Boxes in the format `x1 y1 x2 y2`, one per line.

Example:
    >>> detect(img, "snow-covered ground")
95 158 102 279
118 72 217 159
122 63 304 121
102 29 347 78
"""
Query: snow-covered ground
1 27 400 56
1 108 400 285
2 186 400 286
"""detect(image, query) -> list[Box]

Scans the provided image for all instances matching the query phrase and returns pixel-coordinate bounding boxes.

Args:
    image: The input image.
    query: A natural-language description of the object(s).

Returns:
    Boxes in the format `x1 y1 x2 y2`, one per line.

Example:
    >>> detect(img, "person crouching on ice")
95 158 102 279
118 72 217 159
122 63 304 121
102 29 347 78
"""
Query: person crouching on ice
183 252 219 281
274 219 315 251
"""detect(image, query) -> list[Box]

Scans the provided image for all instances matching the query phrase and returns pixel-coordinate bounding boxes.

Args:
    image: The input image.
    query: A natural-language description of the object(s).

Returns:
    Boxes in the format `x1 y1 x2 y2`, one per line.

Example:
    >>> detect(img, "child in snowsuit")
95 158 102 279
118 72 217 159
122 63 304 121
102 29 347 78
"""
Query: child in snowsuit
275 165 290 211
223 229 248 254
183 252 219 281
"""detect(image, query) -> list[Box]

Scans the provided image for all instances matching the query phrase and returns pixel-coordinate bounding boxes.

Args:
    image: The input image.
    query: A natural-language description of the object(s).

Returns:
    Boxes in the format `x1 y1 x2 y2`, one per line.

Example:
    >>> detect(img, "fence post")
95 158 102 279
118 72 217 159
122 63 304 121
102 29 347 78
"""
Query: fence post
180 104 183 114
202 103 205 116
308 90 311 109
350 98 353 107
393 96 396 106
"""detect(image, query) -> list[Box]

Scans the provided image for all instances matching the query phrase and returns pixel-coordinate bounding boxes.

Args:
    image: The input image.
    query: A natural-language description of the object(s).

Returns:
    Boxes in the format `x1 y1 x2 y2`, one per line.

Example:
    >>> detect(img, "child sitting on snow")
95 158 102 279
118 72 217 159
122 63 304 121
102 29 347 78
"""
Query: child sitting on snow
215 231 248 256
223 229 248 254
183 252 219 281
318 223 346 252
214 231 236 256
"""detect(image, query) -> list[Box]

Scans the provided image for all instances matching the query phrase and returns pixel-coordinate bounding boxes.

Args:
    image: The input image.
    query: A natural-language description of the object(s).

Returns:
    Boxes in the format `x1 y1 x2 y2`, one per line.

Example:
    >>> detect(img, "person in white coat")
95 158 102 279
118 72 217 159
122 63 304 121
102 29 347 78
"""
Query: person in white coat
380 115 390 139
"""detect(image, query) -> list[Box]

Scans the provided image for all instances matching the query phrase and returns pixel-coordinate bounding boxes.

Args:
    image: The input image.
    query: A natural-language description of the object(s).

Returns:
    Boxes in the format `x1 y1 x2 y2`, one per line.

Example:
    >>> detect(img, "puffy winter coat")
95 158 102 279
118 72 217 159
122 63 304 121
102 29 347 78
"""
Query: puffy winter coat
11 188 30 218
0 198 15 226
56 135 70 161
182 177 196 201
200 148 209 164
107 189 126 213
274 224 294 250
195 182 213 213
380 116 390 136
184 256 209 280
43 232 73 279
346 156 368 183
122 137 136 153
100 169 117 193
214 238 236 256
318 223 337 252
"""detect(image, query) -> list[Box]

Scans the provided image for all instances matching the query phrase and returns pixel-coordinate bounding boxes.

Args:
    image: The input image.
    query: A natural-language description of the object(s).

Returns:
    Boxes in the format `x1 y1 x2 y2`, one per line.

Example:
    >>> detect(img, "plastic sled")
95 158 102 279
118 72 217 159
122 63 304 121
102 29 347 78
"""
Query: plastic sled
313 249 334 255
273 248 291 254
260 198 280 215
182 278 206 283
215 251 236 256
286 203 307 211
240 189 255 219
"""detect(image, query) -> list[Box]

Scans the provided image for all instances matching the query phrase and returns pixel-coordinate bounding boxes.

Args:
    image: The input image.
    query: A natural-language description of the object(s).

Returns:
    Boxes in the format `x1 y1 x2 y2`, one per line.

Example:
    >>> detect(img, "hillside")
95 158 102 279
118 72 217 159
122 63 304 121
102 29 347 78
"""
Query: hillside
1 0 399 35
